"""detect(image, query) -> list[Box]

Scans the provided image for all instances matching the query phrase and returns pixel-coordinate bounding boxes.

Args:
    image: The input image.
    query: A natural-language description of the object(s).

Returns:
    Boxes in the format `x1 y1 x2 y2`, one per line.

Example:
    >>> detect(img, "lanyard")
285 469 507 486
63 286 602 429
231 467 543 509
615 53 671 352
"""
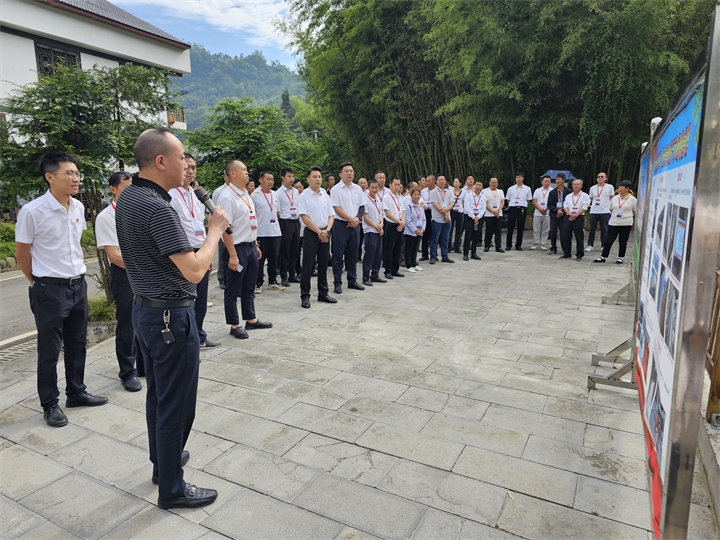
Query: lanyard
438 189 446 204
541 189 549 200
283 188 295 206
262 190 274 213
111 201 116 210
228 184 253 212
515 185 523 197
473 194 482 208
378 189 385 202
368 195 381 215
596 184 606 199
176 188 195 218
413 204 421 219
571 193 582 208
391 194 401 213
618 195 630 209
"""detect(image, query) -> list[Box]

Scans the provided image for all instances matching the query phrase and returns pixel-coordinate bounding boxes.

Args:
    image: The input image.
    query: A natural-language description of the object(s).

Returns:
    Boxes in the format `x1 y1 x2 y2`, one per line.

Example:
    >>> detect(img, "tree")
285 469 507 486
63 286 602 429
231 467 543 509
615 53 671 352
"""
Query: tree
0 63 177 298
280 89 297 124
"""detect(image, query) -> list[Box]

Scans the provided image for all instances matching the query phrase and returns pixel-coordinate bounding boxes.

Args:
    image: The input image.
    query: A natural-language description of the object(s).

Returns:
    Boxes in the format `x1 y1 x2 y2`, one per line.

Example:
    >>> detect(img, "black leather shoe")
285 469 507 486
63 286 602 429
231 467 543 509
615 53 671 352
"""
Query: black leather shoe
281 279 290 287
453 248 461 253
334 284 342 294
153 451 189 485
200 339 220 348
318 295 337 304
496 248 505 253
301 298 311 309
419 256 429 261
484 247 490 252
549 249 557 254
441 258 454 264
391 272 405 277
348 282 365 290
471 254 482 260
158 483 217 510
384 273 394 279
559 255 571 259
463 254 469 261
230 326 249 339
66 391 108 408
43 404 68 427
362 279 373 286
370 276 387 283
515 246 523 251
245 320 273 330
289 276 301 283
121 376 142 392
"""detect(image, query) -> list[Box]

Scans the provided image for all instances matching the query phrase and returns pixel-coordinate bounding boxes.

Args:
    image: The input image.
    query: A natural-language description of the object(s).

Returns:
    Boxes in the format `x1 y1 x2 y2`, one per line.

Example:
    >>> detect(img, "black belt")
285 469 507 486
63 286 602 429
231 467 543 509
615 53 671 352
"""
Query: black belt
235 242 256 247
34 275 84 285
279 217 299 221
133 295 194 308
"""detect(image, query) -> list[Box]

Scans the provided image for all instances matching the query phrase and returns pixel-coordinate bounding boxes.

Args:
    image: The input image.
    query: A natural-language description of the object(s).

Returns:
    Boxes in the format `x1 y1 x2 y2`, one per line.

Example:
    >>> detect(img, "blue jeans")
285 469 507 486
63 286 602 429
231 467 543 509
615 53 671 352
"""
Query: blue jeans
430 220 451 260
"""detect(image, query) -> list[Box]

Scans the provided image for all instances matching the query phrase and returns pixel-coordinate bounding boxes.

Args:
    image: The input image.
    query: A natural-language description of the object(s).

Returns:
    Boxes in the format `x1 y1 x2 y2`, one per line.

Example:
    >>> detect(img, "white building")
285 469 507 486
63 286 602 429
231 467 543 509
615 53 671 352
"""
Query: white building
1 0 191 129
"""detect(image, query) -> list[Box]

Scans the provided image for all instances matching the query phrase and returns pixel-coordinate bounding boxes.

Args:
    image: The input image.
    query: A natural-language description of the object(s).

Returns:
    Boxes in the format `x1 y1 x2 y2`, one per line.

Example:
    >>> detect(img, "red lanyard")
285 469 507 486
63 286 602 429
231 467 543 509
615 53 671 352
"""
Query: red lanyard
378 189 385 202
572 193 582 207
515 186 523 196
176 187 195 218
228 184 253 211
596 184 605 199
284 188 294 206
111 201 116 210
262 190 274 212
391 194 401 213
413 204 421 219
368 195 381 215
618 195 630 209
541 189 549 200
473 194 482 208
438 189 446 204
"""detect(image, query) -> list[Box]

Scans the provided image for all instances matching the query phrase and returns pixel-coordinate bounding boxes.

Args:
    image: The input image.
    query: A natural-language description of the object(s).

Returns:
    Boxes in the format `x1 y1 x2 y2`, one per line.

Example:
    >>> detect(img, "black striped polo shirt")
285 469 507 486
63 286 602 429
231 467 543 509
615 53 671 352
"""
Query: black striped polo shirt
116 176 195 299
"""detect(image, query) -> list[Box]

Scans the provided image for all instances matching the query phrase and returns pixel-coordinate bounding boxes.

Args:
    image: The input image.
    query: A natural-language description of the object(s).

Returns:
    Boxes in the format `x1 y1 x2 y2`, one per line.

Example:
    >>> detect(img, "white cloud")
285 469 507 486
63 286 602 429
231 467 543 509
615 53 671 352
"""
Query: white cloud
115 0 291 48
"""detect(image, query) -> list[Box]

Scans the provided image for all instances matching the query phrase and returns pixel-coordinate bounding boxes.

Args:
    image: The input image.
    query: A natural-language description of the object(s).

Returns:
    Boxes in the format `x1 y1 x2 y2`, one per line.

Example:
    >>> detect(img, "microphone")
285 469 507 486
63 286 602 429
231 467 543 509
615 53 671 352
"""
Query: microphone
194 186 233 235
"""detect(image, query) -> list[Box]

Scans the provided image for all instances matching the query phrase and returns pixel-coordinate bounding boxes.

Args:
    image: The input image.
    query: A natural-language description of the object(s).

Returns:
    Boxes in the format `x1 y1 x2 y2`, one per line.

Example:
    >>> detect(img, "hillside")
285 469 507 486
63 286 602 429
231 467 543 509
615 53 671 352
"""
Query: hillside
173 44 304 130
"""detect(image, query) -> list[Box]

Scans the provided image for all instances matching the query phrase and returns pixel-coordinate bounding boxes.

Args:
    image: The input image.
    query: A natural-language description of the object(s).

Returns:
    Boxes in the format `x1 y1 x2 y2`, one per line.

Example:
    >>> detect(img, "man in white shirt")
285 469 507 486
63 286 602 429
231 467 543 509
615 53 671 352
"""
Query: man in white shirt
462 180 485 261
251 171 284 293
531 175 552 250
429 174 455 263
505 172 532 251
217 160 272 339
362 178 386 286
292 178 305 277
561 179 591 261
15 152 108 427
420 174 435 260
95 171 144 391
169 154 219 348
212 171 230 290
382 176 406 278
375 171 389 205
298 166 337 308
358 177 368 260
330 161 365 294
587 172 614 252
276 168 301 287
482 177 505 252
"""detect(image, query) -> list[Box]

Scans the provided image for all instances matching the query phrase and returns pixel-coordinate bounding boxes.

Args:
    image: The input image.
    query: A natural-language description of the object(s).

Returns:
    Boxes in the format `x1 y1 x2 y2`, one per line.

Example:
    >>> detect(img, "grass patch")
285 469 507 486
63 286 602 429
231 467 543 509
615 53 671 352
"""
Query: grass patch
88 296 116 322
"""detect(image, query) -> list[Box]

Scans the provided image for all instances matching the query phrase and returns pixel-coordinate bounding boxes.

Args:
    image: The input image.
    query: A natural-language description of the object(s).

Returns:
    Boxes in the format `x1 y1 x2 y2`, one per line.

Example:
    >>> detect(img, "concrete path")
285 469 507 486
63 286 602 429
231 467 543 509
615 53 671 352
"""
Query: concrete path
1 244 718 539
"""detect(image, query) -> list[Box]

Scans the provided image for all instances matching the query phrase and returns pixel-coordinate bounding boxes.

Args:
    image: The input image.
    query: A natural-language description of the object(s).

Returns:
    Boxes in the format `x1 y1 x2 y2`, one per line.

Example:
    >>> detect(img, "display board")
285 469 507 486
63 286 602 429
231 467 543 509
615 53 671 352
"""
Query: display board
633 151 649 275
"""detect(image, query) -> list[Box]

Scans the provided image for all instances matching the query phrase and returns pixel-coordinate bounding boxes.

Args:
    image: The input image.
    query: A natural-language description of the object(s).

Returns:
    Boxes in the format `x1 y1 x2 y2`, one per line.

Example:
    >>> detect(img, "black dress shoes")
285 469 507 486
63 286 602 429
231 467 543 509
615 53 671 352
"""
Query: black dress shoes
281 279 290 287
515 246 523 251
370 276 387 283
301 298 311 309
419 256 429 261
496 248 505 253
230 326 249 339
348 282 365 290
158 483 217 510
200 339 220 348
362 279 373 286
153 450 190 484
245 320 273 330
289 276 301 283
463 254 469 261
384 273 394 279
471 254 482 260
121 376 142 392
484 247 490 252
391 272 405 277
334 284 342 294
66 391 108 408
318 295 337 304
43 404 68 427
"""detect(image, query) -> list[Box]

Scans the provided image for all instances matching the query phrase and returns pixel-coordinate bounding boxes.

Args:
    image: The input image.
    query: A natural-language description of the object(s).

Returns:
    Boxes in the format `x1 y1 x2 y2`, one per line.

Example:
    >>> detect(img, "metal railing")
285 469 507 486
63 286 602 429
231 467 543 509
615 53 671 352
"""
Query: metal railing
706 247 720 423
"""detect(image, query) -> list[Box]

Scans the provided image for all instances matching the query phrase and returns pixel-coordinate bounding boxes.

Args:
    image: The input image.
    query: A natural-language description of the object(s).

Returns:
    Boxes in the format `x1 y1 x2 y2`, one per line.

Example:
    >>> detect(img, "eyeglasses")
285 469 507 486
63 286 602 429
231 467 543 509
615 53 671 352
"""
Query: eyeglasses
597 175 606 178
55 170 85 181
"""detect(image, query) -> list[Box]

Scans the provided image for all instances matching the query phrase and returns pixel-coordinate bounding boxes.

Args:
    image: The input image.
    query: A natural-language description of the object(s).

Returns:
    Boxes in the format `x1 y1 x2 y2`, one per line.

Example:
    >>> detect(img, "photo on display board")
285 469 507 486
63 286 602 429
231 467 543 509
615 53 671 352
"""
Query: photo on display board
654 402 667 460
645 357 659 427
663 282 680 359
654 203 665 248
663 203 679 265
671 207 688 281
650 251 661 301
657 266 670 325
637 301 647 373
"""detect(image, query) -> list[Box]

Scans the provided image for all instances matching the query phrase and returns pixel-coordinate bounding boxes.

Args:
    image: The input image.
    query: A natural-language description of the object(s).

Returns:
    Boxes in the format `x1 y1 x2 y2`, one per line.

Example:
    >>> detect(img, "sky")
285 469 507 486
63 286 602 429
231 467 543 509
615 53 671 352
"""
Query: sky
114 0 299 69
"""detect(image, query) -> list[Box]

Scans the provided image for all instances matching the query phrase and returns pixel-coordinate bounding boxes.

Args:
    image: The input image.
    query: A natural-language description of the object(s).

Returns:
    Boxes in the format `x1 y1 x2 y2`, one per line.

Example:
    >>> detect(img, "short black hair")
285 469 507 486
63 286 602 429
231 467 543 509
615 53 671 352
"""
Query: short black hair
556 173 566 180
411 188 420 195
258 171 272 180
324 173 334 182
515 172 525 178
281 167 295 177
465 175 474 181
619 180 632 189
368 178 378 186
184 152 195 160
109 171 131 188
39 152 77 179
338 161 353 172
307 166 322 178
390 176 402 185
292 179 303 186
542 174 552 180
133 127 174 170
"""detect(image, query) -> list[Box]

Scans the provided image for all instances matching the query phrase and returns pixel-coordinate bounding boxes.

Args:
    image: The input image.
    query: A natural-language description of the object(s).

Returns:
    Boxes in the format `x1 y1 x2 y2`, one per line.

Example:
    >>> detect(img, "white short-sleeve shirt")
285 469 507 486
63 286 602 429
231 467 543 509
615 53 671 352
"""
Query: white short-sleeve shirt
506 184 533 207
533 187 552 210
589 183 615 214
216 184 257 243
212 183 227 206
564 191 591 214
482 188 504 218
276 184 300 220
363 194 383 234
95 202 118 249
330 181 363 221
464 192 486 218
170 187 207 249
608 194 637 226
251 189 281 237
429 187 451 223
382 192 404 222
297 188 334 229
15 190 87 278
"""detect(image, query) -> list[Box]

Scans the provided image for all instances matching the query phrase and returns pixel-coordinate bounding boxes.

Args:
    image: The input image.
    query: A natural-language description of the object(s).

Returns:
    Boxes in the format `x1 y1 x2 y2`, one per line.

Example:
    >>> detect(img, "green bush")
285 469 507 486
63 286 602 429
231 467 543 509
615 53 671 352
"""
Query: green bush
81 222 95 248
0 222 14 243
88 296 115 322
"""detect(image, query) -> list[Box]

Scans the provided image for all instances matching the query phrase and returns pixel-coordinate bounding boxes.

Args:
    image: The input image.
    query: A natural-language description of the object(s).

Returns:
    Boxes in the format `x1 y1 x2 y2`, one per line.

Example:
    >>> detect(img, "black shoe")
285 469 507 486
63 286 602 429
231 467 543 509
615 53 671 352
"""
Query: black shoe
471 254 482 260
230 326 249 339
66 391 108 408
463 255 469 261
200 339 221 348
429 259 436 264
515 246 523 251
391 272 405 277
121 376 142 392
441 258 454 264
593 257 606 263
549 249 557 254
576 257 583 261
559 255 571 259
245 320 273 330
318 295 337 304
301 298 311 308
384 273 394 279
419 256 429 261
281 279 290 287
495 248 505 253
158 483 217 510
484 247 490 252
289 276 301 284
311 270 318 277
219 283 226 290
153 451 189 485
43 404 68 427
371 276 387 283
506 246 512 251
348 282 365 290
453 248 461 254
334 284 342 294
362 279 373 286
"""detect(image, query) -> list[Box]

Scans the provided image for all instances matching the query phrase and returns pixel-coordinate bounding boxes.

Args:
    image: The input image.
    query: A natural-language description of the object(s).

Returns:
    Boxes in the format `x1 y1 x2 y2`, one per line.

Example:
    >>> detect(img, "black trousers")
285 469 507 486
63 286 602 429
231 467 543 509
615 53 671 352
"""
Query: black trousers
363 232 383 280
331 221 360 285
383 219 402 275
549 213 563 250
505 206 527 248
301 229 330 299
217 239 227 286
195 269 209 343
463 216 482 255
133 302 198 502
110 264 142 380
601 225 632 258
484 216 502 248
257 236 281 286
450 210 464 250
223 244 259 325
358 227 364 260
421 209 433 258
404 235 420 268
561 215 585 258
279 218 300 280
296 236 303 276
588 213 610 247
29 278 88 410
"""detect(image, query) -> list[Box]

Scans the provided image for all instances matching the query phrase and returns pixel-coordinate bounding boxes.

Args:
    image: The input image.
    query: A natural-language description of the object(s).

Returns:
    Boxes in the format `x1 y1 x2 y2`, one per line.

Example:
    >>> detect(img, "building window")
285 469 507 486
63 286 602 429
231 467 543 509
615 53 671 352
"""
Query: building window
35 42 81 76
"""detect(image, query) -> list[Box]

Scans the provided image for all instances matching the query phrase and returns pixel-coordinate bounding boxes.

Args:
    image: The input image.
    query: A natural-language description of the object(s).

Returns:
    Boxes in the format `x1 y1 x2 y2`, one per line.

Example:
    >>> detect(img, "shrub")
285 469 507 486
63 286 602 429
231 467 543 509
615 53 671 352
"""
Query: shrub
88 296 115 322
0 222 14 243
81 222 95 248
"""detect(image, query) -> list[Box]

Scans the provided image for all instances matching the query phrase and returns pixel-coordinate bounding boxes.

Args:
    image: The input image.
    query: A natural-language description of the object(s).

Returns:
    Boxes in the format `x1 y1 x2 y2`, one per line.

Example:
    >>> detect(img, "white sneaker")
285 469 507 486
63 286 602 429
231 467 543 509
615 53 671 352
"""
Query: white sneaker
529 245 538 251
406 267 416 273
267 283 285 291
207 302 214 307
540 245 548 251
586 245 594 252
414 266 423 271
254 287 263 294
616 257 624 264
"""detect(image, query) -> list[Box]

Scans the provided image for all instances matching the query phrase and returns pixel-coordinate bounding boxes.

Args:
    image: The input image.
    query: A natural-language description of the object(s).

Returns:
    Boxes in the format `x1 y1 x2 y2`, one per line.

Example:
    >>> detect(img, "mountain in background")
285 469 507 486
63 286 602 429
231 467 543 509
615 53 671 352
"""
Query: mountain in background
174 44 304 130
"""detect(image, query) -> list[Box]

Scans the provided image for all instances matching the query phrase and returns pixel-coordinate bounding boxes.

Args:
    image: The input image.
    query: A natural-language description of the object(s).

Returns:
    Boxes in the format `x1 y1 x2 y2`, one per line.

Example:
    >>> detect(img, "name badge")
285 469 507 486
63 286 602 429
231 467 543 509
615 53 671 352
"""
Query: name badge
492 203 498 209
572 207 578 212
270 217 276 223
474 210 479 216
250 213 257 231
514 198 520 203
595 200 601 205
617 212 623 218
193 220 205 237
290 206 297 218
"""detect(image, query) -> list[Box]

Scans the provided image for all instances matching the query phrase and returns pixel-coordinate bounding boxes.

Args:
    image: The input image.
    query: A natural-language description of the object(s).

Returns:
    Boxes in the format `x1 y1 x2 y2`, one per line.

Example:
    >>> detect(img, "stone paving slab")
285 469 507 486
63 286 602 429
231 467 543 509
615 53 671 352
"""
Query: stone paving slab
1 243 718 539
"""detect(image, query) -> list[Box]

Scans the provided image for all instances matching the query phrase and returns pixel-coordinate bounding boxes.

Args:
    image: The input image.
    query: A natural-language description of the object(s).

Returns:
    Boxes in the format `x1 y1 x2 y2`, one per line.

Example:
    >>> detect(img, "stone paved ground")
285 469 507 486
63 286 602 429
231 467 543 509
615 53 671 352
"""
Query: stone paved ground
1 242 719 539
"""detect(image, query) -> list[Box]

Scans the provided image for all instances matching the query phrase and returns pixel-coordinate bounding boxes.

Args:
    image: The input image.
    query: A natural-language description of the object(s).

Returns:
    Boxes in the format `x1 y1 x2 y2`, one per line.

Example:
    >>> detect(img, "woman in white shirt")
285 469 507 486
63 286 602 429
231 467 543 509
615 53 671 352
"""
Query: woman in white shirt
593 180 637 264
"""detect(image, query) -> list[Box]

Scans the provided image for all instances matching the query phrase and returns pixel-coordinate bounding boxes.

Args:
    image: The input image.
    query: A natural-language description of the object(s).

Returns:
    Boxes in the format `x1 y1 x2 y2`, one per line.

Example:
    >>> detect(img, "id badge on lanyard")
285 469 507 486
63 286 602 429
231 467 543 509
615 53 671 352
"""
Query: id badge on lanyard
617 211 623 218
250 212 258 231
290 206 297 218
192 219 205 238
595 199 601 206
